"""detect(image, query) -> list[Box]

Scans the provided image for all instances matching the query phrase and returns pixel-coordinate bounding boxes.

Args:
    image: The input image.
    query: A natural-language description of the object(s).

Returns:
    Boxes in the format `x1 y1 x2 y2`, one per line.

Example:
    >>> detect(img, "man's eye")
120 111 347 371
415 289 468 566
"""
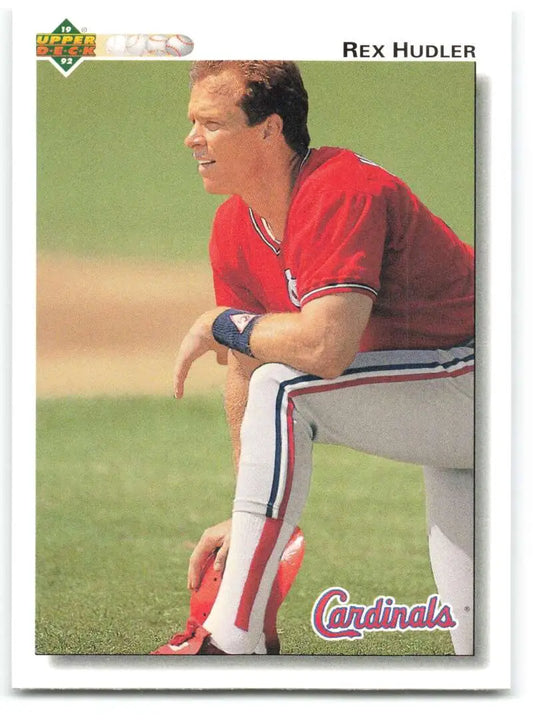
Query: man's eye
205 122 220 131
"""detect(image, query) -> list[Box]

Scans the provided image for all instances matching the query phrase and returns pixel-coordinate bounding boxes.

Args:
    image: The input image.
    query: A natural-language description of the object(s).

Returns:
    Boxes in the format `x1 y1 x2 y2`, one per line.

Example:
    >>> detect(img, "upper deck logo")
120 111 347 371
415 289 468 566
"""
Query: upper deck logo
36 19 96 76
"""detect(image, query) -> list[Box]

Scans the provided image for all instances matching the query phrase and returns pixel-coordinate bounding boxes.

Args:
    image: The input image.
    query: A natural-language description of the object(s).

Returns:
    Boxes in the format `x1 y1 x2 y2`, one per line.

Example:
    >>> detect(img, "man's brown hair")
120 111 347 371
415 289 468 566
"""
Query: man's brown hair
190 61 310 156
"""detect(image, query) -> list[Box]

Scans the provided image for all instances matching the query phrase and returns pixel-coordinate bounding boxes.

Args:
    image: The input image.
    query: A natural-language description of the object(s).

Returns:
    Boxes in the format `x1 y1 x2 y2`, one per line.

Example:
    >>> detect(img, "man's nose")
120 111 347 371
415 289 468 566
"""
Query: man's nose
184 126 203 148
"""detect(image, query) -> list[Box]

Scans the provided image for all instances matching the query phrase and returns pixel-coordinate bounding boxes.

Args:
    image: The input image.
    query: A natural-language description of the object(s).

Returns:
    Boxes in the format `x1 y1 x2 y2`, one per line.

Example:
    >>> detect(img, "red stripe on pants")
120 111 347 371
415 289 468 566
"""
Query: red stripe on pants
235 517 284 631
289 365 475 400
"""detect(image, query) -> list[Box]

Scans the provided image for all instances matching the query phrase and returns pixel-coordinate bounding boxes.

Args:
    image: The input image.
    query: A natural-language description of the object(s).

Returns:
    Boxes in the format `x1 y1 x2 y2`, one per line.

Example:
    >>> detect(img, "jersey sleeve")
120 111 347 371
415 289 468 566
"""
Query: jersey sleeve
288 187 387 307
209 205 266 313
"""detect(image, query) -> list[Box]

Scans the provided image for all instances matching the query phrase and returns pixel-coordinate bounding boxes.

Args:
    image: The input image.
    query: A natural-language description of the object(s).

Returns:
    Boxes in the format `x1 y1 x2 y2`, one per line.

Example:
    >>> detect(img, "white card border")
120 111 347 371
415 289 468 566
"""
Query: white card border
7 0 516 694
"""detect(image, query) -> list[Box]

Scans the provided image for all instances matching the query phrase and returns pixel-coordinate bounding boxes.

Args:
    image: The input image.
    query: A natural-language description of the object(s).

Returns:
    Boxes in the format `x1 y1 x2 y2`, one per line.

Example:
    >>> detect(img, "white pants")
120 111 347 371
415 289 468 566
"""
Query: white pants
206 343 474 654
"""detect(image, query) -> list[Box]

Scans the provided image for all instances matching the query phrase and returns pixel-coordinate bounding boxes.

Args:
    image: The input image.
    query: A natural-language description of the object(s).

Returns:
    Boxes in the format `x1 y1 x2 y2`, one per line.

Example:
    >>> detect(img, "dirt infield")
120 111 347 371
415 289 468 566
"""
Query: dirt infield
37 254 227 397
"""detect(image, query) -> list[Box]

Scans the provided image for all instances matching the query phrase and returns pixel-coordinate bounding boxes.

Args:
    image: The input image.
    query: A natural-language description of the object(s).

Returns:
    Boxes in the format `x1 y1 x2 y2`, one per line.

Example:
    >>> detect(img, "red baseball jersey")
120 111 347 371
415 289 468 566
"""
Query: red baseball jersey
209 147 474 352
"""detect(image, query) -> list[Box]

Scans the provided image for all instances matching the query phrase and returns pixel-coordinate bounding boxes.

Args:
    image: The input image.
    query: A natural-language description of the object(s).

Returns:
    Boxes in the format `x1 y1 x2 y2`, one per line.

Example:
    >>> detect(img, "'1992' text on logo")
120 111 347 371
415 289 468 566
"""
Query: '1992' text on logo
311 587 457 640
36 19 95 75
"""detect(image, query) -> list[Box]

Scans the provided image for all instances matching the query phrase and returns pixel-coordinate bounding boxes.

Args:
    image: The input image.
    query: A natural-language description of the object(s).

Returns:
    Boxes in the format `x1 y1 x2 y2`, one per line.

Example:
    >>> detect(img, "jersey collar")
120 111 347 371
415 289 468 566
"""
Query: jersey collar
248 208 282 255
248 149 312 256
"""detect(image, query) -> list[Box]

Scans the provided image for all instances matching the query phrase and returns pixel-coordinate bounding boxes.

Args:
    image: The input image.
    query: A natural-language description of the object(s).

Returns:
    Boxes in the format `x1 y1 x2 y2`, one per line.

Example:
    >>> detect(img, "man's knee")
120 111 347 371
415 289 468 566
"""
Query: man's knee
239 363 298 443
250 362 299 387
247 362 300 404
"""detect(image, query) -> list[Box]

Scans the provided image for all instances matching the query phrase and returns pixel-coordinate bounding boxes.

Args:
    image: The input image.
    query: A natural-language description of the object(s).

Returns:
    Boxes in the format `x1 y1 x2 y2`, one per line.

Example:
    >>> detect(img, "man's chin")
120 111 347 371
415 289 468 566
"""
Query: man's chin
201 178 231 195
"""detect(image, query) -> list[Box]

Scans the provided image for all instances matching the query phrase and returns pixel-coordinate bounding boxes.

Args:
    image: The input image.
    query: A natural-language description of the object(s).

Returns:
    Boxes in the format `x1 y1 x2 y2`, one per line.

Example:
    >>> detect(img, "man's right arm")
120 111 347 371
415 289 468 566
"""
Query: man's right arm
224 350 262 472
187 350 260 590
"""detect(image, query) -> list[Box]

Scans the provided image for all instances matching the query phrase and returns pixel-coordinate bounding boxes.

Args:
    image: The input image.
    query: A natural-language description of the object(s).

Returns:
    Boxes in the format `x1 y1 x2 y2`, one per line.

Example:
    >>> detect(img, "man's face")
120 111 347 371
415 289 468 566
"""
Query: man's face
185 70 266 196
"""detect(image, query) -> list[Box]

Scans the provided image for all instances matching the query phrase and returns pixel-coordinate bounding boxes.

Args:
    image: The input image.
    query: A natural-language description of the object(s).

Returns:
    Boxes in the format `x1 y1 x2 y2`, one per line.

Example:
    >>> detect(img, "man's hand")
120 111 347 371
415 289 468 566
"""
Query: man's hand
173 307 229 398
187 519 232 591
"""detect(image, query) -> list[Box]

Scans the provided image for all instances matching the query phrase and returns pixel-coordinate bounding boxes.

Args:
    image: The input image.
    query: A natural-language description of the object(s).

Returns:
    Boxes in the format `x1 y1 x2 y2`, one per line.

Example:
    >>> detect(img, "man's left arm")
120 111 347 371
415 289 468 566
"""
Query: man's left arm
173 292 373 397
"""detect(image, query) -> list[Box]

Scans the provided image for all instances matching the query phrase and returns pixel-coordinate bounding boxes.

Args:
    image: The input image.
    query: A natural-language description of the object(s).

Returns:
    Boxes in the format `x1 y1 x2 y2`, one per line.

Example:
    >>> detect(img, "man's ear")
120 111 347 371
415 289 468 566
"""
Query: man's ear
263 114 283 140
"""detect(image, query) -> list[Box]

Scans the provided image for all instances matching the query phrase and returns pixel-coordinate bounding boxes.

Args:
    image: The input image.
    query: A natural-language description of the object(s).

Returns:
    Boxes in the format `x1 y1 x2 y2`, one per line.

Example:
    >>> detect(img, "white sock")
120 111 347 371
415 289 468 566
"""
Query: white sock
204 511 293 654
424 467 474 655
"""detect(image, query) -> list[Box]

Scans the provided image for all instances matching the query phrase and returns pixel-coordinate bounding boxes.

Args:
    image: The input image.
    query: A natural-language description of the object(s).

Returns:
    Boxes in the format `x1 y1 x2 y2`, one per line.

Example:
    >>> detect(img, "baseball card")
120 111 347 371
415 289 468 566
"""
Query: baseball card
6 0 518 701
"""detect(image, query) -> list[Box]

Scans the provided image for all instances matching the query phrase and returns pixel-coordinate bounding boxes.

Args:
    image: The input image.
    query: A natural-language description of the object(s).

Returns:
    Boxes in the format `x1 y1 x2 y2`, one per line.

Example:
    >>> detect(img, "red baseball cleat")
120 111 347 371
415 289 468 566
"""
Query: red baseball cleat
150 618 227 655
152 525 305 655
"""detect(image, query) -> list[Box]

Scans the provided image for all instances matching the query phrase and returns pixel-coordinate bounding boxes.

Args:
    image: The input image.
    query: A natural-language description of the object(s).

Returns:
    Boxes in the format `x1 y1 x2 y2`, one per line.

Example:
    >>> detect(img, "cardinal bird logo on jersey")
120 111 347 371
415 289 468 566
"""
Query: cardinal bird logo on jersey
284 269 300 308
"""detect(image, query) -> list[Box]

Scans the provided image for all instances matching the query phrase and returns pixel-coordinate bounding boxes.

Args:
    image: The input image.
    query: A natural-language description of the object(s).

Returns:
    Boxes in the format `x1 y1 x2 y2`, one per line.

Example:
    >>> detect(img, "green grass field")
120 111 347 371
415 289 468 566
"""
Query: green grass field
36 395 453 656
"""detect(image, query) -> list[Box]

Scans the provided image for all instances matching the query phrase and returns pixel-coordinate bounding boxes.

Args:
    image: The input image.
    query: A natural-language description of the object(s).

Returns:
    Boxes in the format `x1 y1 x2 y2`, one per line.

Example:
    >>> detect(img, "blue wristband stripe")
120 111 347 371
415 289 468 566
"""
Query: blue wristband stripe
212 309 262 357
